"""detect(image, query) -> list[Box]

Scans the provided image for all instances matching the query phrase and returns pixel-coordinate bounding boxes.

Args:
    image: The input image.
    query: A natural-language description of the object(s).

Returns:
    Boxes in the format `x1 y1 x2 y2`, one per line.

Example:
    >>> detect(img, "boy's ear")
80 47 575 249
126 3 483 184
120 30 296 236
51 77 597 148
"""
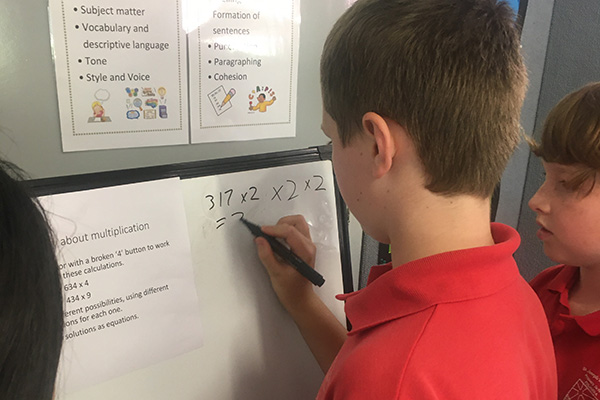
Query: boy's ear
362 112 396 178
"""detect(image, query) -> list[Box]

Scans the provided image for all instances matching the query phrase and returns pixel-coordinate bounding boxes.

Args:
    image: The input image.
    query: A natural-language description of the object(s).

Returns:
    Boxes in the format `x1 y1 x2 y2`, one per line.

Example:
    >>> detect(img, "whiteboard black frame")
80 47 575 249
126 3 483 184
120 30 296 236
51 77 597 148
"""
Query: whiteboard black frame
26 145 354 295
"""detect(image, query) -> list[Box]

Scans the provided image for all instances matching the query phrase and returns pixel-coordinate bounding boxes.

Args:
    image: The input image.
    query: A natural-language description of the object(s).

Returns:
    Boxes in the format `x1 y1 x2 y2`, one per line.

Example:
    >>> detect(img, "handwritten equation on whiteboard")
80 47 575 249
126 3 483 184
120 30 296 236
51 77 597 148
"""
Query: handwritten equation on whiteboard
203 174 328 230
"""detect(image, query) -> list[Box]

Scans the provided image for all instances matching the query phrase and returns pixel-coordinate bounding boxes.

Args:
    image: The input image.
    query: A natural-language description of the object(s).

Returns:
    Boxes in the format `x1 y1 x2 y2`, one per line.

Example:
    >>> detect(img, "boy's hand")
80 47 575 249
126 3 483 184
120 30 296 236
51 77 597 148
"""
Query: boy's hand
255 215 317 311
255 215 347 373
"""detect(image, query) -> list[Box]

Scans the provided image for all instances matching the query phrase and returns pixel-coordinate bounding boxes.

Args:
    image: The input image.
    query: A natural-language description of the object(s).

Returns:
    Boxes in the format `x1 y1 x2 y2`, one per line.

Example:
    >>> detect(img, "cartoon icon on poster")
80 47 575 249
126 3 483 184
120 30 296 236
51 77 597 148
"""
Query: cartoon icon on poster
159 105 168 119
125 86 167 120
222 88 236 106
88 89 112 123
127 110 140 119
158 87 167 104
208 85 235 116
125 87 139 97
145 98 158 108
142 87 155 97
248 86 276 113
144 109 156 119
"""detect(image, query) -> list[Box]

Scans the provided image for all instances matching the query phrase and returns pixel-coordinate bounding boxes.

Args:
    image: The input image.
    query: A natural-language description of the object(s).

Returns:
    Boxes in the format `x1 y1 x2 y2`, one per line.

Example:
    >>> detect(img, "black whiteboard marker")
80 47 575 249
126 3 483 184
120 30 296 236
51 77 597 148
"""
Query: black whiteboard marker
241 218 325 287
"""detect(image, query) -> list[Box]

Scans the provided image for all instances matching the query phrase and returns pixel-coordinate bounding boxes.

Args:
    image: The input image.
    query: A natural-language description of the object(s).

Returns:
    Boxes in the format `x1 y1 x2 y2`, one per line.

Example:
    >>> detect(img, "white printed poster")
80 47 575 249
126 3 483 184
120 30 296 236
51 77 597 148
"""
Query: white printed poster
188 0 301 143
39 178 203 393
48 0 189 151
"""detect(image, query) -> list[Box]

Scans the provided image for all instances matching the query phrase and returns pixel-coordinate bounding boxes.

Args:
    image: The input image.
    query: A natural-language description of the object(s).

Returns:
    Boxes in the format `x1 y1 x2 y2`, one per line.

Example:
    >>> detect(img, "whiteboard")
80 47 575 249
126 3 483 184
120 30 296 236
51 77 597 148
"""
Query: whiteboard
34 152 349 400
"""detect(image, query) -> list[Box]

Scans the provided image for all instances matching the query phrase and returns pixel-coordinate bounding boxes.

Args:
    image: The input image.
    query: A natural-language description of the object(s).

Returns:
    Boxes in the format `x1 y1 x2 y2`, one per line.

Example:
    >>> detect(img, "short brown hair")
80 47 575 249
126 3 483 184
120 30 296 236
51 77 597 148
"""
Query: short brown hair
321 0 527 197
530 82 600 192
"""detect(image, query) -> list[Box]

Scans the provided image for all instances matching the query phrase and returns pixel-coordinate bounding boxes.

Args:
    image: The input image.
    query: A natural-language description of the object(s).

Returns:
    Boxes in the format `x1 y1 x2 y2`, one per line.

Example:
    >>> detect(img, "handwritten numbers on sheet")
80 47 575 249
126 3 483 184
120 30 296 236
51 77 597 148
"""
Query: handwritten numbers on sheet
204 175 328 230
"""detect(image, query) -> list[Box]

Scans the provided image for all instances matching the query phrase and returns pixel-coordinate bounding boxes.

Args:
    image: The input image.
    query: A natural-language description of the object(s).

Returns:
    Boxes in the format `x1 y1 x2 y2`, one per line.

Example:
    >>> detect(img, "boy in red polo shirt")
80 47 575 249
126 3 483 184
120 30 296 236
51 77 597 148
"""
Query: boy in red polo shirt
253 0 557 398
529 82 600 400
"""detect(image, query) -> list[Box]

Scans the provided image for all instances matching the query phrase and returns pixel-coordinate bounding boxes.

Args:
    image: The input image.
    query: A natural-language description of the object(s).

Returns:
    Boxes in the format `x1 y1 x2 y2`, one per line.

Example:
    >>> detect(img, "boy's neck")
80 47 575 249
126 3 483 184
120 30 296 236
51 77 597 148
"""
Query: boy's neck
569 266 600 316
388 192 495 268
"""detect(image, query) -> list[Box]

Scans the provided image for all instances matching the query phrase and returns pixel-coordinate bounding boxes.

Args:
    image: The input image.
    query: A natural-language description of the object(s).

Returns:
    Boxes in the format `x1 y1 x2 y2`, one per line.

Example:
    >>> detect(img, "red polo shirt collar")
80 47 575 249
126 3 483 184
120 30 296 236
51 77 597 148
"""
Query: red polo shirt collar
337 223 521 335
543 265 600 336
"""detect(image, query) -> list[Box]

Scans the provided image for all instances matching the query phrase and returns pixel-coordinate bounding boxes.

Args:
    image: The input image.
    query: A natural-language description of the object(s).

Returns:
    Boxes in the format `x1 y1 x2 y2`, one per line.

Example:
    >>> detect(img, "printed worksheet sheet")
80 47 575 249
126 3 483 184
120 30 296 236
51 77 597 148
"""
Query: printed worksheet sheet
40 178 203 393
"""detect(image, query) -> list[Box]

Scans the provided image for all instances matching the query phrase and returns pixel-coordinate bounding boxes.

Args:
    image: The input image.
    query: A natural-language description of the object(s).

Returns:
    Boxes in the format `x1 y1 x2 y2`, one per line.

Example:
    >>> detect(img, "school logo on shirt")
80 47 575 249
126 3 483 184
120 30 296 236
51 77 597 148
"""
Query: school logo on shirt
564 367 599 400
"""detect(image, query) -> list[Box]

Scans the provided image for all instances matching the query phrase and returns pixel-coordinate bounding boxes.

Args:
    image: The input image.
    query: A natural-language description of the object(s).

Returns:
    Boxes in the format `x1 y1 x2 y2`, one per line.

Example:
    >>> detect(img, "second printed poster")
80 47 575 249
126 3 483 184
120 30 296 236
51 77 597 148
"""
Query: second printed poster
188 0 300 143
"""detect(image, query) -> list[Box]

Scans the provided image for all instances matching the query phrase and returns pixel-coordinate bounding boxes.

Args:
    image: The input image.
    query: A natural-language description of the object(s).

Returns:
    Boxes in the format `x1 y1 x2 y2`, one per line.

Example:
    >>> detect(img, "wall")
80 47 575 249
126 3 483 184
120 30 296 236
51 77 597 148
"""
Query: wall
515 0 600 280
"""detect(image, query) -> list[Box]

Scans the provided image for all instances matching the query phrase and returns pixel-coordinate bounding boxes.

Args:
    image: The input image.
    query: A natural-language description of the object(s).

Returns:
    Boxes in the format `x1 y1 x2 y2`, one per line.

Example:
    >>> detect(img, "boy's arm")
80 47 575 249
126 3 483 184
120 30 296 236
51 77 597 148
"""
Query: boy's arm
255 215 347 373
